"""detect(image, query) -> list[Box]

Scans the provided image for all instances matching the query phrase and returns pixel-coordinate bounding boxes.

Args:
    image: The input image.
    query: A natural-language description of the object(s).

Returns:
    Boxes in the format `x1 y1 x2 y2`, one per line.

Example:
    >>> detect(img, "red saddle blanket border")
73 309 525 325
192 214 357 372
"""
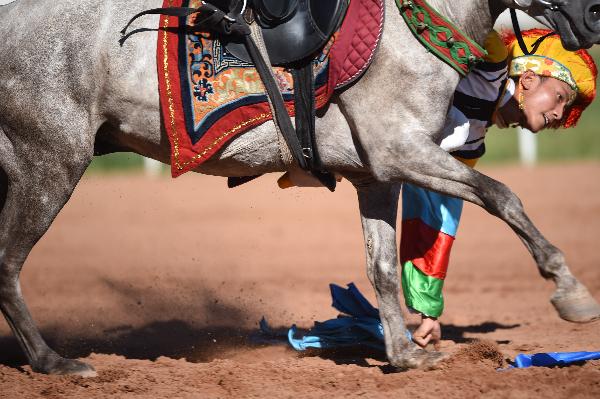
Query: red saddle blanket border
158 0 384 177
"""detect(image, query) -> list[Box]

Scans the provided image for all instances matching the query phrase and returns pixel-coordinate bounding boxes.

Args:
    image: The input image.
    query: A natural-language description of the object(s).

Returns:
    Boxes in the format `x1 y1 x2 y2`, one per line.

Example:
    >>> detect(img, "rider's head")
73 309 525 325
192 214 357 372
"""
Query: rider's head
503 29 597 132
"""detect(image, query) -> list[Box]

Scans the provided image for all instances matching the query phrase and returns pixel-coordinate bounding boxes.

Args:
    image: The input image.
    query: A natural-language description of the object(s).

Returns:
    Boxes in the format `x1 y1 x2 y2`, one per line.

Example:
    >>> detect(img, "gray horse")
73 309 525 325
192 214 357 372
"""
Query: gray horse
1 0 599 377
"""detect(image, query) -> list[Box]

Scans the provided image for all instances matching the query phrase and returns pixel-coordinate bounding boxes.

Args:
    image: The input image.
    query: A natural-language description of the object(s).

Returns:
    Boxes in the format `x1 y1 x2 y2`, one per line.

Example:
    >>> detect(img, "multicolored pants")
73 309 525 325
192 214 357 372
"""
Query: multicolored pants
400 183 464 318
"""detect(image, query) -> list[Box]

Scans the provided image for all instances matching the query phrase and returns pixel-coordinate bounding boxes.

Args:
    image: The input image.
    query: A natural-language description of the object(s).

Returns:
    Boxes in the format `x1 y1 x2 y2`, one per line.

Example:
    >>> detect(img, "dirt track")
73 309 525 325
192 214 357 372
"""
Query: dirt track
1 162 599 398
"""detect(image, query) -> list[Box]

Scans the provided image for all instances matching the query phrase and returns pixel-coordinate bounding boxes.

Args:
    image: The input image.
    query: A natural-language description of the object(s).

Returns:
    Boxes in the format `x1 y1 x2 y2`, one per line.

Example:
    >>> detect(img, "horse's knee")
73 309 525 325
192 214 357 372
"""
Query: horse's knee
372 261 399 292
364 239 398 289
366 255 395 288
0 265 20 302
478 176 523 217
498 192 524 220
0 252 21 281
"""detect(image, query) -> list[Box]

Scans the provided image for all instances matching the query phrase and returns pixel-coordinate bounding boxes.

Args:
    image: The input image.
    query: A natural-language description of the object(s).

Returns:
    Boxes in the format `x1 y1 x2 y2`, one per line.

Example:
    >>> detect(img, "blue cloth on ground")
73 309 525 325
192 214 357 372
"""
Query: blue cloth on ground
513 351 600 368
283 283 411 351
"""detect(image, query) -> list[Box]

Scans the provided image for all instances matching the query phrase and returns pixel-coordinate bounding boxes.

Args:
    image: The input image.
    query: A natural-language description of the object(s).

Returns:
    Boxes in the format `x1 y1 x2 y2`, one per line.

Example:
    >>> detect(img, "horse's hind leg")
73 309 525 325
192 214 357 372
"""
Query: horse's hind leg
0 130 96 376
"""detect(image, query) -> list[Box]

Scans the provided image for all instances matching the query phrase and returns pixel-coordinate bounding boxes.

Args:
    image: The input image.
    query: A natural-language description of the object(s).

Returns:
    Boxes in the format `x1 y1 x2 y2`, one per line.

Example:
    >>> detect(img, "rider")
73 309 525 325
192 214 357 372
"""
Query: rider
406 29 597 349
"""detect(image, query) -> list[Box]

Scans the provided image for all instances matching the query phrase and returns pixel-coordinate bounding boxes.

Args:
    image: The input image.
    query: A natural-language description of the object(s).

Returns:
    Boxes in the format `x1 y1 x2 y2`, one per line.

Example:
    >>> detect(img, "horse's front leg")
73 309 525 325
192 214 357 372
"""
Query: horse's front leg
355 181 446 369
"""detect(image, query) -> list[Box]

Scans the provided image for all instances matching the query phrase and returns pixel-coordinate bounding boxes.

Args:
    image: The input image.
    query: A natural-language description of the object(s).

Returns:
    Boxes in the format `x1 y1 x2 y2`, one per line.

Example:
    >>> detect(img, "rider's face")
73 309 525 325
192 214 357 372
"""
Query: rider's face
518 72 576 132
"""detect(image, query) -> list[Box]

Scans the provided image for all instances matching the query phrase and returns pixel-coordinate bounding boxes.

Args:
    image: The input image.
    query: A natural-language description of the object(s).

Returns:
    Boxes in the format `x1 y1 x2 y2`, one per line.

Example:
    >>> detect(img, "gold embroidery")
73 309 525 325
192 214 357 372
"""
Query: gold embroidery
161 0 182 169
161 5 271 172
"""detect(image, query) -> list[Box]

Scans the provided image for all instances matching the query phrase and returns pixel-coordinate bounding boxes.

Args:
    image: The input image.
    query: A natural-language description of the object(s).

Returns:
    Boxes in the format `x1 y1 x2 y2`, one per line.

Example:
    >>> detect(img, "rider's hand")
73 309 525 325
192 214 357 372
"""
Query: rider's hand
412 315 441 350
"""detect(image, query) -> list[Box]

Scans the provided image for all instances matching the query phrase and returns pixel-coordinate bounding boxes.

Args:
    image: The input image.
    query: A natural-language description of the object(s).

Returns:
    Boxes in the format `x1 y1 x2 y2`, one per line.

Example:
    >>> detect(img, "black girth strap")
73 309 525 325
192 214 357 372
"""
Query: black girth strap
121 2 336 191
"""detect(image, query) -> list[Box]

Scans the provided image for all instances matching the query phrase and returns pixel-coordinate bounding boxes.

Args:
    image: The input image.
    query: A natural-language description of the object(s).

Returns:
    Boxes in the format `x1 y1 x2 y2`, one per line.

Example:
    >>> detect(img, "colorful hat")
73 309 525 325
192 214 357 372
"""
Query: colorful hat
502 29 597 128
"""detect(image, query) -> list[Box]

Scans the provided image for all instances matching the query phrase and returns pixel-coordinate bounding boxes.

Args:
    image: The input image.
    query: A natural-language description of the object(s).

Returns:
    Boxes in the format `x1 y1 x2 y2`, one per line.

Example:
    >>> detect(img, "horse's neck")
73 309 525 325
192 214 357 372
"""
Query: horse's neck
426 0 500 45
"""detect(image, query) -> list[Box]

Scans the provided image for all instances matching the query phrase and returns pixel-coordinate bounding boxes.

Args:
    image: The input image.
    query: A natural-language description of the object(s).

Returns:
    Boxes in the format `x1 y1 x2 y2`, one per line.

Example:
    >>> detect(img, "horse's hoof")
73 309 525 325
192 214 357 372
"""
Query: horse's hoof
33 353 97 377
390 348 448 370
551 284 600 323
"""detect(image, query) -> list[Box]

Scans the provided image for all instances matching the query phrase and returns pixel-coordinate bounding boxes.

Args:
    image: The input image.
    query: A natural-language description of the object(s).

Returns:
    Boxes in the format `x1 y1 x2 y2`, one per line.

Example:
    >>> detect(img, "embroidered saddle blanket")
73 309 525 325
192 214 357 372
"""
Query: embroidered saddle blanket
158 0 384 177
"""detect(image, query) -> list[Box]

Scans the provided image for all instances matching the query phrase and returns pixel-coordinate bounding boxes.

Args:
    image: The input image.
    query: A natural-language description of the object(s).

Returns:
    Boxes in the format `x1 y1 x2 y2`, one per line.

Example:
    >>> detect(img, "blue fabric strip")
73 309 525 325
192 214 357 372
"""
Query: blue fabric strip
402 183 464 237
513 351 600 368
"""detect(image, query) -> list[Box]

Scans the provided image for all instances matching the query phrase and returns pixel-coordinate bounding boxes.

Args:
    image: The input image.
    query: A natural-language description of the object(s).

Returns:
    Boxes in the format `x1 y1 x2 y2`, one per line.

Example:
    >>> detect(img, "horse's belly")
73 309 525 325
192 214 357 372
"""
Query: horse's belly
197 101 363 177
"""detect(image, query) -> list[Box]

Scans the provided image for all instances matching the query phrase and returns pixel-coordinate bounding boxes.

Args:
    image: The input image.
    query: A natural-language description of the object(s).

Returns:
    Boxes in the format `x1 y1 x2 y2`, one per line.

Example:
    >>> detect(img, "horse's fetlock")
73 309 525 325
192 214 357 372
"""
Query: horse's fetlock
546 250 566 269
540 249 569 277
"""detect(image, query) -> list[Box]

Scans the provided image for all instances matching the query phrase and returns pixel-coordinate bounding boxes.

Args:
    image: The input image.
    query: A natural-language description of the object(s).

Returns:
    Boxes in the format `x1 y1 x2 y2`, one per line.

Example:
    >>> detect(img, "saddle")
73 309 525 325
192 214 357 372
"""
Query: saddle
224 0 349 65
121 0 349 191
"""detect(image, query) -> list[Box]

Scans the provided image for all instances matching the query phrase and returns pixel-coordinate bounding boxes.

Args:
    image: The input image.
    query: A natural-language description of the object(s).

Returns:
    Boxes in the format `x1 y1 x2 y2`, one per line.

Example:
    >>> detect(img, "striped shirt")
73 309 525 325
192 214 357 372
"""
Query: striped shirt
439 31 512 166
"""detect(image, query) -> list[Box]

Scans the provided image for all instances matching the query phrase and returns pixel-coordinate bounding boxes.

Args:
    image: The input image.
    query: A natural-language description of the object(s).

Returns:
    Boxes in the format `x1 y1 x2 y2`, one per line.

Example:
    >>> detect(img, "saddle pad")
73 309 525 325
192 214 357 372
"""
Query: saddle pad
158 0 384 177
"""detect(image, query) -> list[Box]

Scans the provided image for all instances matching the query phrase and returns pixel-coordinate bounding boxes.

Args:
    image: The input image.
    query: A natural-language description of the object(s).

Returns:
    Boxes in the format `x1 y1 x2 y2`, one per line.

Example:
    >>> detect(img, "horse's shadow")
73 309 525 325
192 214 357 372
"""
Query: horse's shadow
442 321 520 344
0 321 269 368
0 321 521 369
0 274 520 370
0 277 276 369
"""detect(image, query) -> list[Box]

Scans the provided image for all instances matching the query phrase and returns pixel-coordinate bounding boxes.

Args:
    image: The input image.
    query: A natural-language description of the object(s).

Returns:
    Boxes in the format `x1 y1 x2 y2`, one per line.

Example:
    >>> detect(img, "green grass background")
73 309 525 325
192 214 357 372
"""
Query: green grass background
89 51 600 172
483 97 600 165
87 153 147 173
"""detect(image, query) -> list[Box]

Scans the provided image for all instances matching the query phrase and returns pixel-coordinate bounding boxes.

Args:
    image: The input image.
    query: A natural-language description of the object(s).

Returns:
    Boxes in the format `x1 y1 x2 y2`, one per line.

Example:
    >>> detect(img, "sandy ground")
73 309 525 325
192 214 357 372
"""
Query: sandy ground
0 161 599 398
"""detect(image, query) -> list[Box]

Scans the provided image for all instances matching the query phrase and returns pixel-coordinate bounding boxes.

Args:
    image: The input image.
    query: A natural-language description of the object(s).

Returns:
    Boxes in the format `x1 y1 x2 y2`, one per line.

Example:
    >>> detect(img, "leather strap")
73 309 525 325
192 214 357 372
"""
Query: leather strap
509 8 556 56
119 4 250 46
248 20 294 166
292 64 337 191
242 32 309 170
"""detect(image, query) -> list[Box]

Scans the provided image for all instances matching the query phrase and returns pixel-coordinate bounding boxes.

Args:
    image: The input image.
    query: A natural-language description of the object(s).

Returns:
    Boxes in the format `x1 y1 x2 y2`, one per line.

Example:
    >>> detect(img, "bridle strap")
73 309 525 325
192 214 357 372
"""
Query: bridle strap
536 0 565 9
509 8 557 56
510 8 532 54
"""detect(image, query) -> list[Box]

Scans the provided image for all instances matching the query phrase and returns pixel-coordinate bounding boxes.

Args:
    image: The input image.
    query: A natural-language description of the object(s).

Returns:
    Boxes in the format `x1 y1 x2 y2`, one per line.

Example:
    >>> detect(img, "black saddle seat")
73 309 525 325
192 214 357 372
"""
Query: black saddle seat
253 0 298 25
223 0 349 65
